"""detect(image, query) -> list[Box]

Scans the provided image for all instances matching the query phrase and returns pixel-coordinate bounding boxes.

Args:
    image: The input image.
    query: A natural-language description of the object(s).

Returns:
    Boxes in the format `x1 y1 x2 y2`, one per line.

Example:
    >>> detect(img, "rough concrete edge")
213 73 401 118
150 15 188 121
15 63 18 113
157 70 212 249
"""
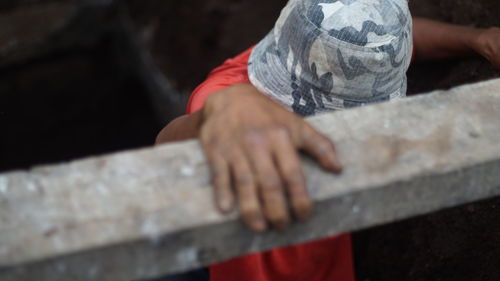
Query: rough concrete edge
1 158 499 281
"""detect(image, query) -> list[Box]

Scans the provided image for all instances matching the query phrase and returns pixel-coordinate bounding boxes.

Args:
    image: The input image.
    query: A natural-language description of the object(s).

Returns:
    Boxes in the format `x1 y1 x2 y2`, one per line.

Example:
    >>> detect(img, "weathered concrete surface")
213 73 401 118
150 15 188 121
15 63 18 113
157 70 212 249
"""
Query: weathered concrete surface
1 79 500 280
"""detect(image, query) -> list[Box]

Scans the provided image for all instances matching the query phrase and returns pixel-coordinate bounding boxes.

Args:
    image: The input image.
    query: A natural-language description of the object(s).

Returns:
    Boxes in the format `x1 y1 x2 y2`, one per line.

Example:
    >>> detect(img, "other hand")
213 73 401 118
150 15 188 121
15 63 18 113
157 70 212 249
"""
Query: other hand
476 27 500 69
200 83 342 232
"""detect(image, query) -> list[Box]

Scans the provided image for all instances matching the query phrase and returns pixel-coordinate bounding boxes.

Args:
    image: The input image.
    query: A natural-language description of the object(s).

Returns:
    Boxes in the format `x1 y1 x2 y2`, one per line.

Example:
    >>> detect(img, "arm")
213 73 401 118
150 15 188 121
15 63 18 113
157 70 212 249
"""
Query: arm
155 111 202 144
156 83 342 232
413 17 500 68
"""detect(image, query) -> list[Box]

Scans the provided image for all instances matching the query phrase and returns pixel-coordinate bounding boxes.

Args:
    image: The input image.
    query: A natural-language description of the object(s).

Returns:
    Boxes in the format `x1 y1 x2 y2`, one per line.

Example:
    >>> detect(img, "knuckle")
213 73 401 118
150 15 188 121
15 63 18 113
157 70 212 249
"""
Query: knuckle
261 171 281 185
268 124 286 133
283 167 304 184
243 130 267 148
266 208 286 220
212 170 229 186
300 122 314 133
203 136 224 152
270 217 287 226
316 139 335 154
236 173 254 187
262 190 285 208
211 167 221 178
207 137 221 148
270 126 291 140
294 198 312 212
288 177 306 192
268 214 290 229
301 126 319 143
293 201 312 221
261 179 283 194
240 205 260 218
210 163 226 176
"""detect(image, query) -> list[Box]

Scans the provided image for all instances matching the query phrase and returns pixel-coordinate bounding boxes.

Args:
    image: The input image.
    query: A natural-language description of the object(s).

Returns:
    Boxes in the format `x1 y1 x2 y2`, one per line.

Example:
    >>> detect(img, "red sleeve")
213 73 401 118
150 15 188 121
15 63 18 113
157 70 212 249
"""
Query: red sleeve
186 47 254 114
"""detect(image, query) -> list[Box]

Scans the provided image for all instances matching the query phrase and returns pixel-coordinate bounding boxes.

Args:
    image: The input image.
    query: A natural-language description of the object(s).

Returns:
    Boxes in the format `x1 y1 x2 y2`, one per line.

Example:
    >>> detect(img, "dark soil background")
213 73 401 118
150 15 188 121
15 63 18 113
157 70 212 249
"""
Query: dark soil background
1 0 500 280
125 0 288 93
0 40 162 172
126 0 500 95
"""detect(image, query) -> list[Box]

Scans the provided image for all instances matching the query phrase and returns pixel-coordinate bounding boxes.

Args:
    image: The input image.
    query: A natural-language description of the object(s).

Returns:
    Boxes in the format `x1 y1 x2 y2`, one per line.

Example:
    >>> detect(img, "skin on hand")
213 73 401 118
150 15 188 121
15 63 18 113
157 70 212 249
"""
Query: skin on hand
475 27 500 69
200 83 342 232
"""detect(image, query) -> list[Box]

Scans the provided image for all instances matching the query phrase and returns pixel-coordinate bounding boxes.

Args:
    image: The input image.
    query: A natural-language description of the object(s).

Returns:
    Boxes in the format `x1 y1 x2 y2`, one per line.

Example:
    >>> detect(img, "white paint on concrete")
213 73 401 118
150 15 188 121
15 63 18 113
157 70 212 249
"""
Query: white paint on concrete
181 165 195 177
56 262 66 273
0 177 8 194
87 264 100 279
176 248 197 265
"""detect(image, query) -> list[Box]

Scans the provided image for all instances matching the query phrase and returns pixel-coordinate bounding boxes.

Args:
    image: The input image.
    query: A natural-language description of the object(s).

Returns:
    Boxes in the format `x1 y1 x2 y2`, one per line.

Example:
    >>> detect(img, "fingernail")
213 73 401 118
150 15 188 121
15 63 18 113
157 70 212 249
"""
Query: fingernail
330 157 343 173
252 219 267 232
298 207 313 222
219 201 231 212
275 220 290 232
217 193 233 212
334 163 343 173
297 210 312 222
219 199 233 213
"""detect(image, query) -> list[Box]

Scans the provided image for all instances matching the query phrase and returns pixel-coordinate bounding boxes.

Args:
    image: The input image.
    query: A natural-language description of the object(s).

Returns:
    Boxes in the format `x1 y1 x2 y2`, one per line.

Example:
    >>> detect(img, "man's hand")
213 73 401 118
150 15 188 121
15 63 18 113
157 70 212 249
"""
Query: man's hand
200 83 342 232
476 27 500 69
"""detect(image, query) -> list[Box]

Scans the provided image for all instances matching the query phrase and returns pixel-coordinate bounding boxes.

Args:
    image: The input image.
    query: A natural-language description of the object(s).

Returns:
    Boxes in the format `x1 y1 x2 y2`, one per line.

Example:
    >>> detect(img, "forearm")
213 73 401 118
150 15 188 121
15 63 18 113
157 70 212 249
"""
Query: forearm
413 17 482 61
155 110 203 144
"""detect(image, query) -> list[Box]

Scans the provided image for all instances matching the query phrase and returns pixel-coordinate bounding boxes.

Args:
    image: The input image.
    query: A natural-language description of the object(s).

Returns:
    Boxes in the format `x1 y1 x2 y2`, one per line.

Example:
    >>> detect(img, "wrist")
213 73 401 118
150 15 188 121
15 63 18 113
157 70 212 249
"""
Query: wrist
471 27 496 60
458 27 483 55
203 83 255 116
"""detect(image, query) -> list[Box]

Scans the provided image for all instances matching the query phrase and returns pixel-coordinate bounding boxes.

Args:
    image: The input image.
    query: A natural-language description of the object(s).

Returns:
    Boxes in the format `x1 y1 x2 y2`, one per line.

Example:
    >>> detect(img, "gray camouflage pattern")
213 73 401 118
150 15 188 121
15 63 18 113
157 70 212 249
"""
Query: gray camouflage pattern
248 0 413 116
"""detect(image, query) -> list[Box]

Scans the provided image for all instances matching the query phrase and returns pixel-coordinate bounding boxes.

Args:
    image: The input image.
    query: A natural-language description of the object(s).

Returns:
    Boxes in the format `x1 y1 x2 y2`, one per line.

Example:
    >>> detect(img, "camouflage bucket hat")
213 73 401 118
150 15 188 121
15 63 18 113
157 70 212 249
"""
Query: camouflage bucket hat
248 0 413 116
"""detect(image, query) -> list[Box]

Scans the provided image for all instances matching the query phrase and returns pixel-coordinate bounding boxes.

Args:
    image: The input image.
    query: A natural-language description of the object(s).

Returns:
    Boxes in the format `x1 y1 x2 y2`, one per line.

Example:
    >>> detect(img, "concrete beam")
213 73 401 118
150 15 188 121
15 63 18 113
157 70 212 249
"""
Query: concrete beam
1 79 500 280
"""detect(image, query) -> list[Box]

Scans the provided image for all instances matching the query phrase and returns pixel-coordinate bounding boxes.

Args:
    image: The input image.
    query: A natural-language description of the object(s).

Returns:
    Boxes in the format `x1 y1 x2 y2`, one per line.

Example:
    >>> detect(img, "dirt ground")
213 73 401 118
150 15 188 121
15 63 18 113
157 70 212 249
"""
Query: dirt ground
126 0 288 93
0 40 162 172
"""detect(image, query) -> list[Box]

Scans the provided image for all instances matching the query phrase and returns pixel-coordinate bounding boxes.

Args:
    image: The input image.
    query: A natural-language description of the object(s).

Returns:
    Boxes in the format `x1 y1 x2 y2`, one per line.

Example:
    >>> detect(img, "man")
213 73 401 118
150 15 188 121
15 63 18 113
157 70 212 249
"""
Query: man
156 0 500 280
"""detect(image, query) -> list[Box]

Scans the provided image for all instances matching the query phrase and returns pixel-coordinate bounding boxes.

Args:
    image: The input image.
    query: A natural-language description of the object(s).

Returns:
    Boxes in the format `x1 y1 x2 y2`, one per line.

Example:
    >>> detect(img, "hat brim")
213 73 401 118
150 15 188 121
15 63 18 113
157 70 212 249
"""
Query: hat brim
248 30 407 116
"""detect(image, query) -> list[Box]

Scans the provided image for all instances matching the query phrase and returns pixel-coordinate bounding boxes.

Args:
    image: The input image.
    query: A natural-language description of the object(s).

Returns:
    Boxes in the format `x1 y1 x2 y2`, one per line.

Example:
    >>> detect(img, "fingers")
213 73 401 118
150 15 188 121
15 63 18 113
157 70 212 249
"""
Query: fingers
205 149 234 213
299 123 343 173
245 132 290 231
271 130 313 222
229 149 268 232
204 124 340 232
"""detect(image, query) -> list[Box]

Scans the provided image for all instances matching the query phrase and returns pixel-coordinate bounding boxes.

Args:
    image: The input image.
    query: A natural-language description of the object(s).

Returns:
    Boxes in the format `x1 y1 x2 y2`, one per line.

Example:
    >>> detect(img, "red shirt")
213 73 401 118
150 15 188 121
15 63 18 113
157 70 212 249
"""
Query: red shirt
187 47 355 281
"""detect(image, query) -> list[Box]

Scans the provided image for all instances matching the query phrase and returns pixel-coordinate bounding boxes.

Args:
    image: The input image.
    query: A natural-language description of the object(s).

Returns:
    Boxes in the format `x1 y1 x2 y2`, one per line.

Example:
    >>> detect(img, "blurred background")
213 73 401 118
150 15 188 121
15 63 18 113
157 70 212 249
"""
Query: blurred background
0 0 499 280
